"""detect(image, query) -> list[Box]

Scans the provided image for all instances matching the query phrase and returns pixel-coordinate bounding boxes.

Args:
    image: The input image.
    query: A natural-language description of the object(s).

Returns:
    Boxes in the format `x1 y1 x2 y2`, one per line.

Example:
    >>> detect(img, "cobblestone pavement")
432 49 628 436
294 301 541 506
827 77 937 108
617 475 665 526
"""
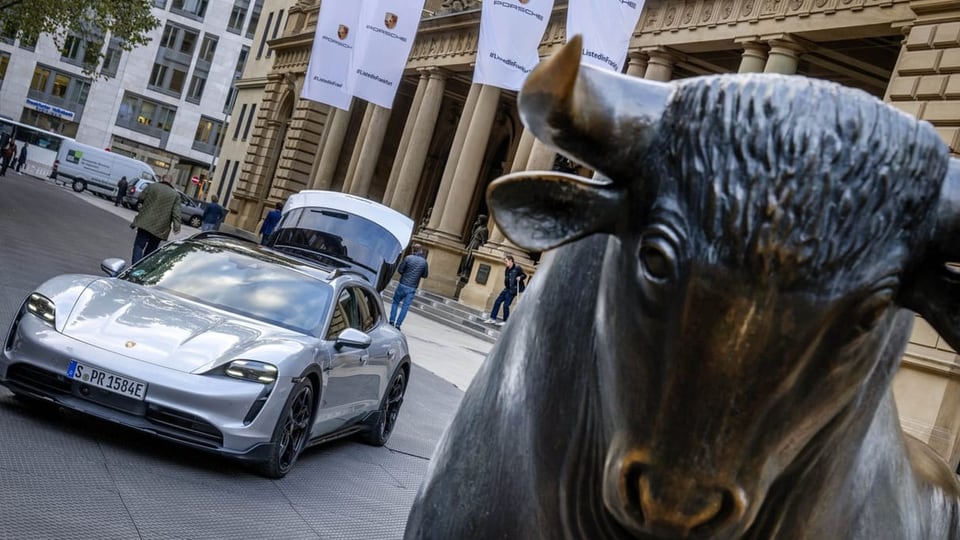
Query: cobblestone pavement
0 172 481 540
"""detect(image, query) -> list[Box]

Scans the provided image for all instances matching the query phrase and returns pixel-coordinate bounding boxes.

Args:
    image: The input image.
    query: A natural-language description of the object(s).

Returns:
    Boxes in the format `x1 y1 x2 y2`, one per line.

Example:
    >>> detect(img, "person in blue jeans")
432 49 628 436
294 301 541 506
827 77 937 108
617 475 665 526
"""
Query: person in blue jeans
201 194 227 231
488 255 526 325
390 244 429 331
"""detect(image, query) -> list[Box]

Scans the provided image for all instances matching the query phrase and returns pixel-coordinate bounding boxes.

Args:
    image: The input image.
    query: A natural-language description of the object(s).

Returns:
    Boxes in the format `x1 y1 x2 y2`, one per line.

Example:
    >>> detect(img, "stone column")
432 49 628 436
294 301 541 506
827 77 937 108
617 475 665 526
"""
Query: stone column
489 128 534 244
737 42 768 73
384 73 429 204
391 68 448 215
626 51 648 78
341 104 374 193
419 83 500 297
427 82 482 229
763 37 805 74
526 140 556 171
438 83 501 237
642 47 676 82
312 102 352 190
347 104 392 198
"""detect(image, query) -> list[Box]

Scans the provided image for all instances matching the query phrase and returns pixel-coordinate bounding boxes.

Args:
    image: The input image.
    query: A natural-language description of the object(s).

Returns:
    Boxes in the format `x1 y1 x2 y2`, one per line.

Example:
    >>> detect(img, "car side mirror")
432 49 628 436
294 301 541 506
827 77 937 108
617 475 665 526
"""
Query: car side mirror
334 328 372 351
100 258 127 277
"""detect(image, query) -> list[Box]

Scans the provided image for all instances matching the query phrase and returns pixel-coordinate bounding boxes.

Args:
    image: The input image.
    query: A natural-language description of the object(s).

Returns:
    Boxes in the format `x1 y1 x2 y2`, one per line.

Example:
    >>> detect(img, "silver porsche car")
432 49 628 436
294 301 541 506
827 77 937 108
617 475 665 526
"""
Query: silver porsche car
1 191 414 478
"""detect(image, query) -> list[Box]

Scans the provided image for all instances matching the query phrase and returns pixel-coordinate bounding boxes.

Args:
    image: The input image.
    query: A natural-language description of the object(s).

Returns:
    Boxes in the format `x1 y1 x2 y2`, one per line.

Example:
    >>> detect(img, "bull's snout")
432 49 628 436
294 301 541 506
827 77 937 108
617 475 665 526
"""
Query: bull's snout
609 457 747 538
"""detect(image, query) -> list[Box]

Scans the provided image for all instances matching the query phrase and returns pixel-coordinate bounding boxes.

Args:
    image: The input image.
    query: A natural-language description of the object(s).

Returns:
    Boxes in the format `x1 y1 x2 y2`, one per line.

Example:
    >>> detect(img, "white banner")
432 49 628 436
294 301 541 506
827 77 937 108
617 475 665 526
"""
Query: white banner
348 0 426 109
474 0 555 91
301 0 362 110
566 0 645 73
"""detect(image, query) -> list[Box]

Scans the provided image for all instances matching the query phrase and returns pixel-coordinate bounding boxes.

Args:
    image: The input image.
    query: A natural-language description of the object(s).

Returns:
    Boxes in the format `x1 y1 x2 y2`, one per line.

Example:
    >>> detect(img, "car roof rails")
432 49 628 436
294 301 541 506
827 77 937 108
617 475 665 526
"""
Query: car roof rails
191 230 259 244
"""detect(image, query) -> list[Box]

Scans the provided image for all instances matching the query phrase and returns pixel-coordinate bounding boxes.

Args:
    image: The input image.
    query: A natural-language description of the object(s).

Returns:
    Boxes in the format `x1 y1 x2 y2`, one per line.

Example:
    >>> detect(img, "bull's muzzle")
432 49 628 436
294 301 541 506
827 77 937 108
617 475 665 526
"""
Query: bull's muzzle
607 454 748 538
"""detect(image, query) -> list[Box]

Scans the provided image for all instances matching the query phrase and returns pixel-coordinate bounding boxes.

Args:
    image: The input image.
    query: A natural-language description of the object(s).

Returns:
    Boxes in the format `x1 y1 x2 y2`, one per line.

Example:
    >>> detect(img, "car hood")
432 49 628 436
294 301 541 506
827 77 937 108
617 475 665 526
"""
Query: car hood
61 279 306 373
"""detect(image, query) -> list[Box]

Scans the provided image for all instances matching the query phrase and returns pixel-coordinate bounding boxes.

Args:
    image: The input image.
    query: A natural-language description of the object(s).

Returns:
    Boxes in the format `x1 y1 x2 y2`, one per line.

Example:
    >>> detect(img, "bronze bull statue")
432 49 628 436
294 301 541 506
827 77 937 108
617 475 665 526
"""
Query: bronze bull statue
404 36 960 539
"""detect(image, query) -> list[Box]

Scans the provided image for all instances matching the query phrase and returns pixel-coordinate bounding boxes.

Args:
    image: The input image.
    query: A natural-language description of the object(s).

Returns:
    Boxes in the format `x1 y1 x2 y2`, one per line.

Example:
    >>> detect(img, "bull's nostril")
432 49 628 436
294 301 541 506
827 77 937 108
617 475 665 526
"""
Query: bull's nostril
622 462 647 522
691 487 744 536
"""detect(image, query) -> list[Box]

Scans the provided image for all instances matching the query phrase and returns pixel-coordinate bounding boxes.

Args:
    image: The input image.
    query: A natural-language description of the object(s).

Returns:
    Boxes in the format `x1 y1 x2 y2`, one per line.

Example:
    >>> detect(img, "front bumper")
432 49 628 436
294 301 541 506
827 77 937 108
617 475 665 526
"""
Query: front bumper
1 313 291 460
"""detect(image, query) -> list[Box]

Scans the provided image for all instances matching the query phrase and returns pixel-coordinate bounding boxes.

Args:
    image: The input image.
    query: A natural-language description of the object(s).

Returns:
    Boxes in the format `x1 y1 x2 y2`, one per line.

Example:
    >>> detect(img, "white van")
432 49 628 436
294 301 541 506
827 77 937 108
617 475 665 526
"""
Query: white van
55 140 157 200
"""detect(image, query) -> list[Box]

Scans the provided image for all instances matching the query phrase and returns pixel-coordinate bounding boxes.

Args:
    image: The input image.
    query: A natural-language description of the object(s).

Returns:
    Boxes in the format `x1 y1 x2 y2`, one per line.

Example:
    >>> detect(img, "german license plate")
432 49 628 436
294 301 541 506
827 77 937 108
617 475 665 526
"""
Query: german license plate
66 361 147 400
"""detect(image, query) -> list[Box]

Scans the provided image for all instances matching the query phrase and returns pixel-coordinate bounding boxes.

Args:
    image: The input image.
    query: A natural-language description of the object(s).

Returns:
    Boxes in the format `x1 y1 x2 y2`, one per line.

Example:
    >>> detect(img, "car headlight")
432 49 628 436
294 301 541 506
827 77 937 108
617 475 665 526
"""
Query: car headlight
225 360 278 384
26 293 56 326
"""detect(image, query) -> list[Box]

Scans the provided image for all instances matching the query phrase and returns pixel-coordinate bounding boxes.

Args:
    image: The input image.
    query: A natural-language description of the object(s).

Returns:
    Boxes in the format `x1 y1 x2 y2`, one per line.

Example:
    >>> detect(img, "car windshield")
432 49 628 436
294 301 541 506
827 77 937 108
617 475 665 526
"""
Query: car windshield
271 207 403 274
120 240 333 334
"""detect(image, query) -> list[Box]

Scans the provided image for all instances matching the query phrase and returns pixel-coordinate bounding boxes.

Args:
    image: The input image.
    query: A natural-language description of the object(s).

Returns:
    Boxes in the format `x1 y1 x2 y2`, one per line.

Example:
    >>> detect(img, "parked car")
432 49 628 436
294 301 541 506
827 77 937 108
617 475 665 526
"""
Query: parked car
0 192 415 477
122 179 204 228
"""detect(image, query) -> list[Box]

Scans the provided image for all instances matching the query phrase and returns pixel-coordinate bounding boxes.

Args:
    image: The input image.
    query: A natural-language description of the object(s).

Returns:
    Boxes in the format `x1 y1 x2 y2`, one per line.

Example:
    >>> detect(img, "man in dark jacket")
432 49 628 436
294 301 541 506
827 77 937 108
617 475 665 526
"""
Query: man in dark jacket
201 194 227 231
389 244 429 331
487 255 526 325
115 176 128 206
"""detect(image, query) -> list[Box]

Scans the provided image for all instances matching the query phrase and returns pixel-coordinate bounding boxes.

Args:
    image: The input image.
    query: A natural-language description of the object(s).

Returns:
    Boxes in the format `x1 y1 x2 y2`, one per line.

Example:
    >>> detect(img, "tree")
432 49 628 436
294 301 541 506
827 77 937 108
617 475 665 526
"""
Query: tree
0 0 158 77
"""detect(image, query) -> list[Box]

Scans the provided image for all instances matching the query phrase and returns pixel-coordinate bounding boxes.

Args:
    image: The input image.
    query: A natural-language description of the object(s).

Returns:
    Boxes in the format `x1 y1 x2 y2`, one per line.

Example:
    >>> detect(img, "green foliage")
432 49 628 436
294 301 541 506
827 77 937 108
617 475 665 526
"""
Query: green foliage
0 0 159 77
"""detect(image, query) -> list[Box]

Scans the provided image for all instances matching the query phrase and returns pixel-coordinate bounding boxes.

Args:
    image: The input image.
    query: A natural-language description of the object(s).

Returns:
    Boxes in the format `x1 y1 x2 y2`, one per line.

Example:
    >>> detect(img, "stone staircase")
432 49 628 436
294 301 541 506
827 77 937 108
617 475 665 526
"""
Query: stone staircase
381 282 502 344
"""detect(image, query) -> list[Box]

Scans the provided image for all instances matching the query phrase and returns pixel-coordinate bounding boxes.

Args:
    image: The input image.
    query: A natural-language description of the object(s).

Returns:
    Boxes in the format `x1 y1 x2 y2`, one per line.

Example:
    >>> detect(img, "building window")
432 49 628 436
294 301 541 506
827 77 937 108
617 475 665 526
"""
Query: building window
256 11 273 60
198 34 217 64
224 160 241 206
0 52 9 88
241 104 256 141
150 23 199 97
170 0 209 20
216 159 231 200
246 0 263 39
234 45 249 78
186 73 206 104
61 33 101 68
223 86 238 115
0 21 16 44
266 10 284 58
101 39 123 78
154 0 167 7
116 92 177 139
227 0 250 34
193 116 224 154
19 34 37 51
232 103 247 139
27 64 91 114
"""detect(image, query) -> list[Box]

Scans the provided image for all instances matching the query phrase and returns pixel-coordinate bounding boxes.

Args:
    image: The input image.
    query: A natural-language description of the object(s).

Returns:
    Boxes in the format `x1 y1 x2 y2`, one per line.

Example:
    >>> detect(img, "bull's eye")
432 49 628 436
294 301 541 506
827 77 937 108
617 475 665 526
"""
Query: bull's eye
853 288 894 334
638 234 678 282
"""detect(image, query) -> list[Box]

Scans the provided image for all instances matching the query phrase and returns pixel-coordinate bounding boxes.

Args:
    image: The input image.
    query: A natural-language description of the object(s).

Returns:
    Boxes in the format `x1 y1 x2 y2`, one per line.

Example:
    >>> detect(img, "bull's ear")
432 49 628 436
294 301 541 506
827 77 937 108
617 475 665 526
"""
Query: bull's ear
901 158 960 351
487 171 624 252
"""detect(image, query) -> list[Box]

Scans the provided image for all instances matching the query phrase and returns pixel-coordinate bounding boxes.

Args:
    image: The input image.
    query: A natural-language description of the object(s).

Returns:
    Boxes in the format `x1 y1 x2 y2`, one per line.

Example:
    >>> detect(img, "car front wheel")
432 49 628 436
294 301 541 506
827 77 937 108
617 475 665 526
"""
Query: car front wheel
72 179 85 193
362 367 407 446
189 215 202 228
256 378 314 478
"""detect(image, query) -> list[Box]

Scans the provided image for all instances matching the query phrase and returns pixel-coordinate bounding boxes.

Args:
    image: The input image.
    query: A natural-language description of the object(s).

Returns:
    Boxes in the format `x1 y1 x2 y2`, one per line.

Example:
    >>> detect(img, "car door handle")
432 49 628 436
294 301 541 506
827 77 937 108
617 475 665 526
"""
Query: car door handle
359 354 369 365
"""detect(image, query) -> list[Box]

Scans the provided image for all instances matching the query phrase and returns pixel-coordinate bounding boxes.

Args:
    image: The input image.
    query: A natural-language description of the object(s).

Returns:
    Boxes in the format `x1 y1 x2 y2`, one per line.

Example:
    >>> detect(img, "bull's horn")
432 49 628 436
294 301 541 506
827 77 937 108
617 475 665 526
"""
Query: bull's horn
933 158 960 256
519 35 672 180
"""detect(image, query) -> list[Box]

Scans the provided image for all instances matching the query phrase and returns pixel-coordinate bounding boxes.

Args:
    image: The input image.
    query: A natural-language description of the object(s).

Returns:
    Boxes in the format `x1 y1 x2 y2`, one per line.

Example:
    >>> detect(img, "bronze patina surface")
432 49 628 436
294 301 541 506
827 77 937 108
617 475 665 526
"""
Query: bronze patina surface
404 36 960 539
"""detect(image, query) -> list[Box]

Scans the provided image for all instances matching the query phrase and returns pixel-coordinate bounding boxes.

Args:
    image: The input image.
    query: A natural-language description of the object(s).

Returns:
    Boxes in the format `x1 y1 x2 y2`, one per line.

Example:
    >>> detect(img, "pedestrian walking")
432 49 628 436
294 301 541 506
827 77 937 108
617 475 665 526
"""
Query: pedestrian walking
130 175 181 264
487 255 526 325
0 141 16 176
201 194 227 231
259 201 283 245
15 143 27 173
389 244 429 331
115 176 129 207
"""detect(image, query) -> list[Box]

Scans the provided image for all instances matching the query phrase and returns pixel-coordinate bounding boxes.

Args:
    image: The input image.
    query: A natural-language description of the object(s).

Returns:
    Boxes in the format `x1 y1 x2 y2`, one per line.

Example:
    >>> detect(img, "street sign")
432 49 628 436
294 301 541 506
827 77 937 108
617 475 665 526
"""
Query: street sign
191 175 200 185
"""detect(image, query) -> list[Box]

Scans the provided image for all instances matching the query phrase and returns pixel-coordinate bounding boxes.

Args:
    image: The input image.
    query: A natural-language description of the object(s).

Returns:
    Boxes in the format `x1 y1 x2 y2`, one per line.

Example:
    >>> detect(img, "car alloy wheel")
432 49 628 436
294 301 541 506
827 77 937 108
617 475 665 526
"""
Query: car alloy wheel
72 179 85 193
189 216 202 228
257 379 314 478
363 368 406 446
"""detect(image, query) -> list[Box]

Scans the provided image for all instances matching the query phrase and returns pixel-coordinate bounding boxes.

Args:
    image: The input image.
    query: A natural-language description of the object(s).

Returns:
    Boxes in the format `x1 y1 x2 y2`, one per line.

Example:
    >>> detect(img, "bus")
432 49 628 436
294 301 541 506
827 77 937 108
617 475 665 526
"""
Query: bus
0 117 71 178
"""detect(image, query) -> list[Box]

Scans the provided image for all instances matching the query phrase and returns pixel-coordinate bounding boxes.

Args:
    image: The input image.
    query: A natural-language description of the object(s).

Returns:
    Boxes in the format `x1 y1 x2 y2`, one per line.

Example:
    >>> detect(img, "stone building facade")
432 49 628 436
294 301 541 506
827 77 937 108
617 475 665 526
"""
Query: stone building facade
217 0 960 468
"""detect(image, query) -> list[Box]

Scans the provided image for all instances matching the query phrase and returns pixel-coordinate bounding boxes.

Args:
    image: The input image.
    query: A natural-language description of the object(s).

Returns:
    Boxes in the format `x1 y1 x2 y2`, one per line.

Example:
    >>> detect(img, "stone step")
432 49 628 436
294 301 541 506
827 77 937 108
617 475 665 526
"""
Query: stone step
382 282 501 344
